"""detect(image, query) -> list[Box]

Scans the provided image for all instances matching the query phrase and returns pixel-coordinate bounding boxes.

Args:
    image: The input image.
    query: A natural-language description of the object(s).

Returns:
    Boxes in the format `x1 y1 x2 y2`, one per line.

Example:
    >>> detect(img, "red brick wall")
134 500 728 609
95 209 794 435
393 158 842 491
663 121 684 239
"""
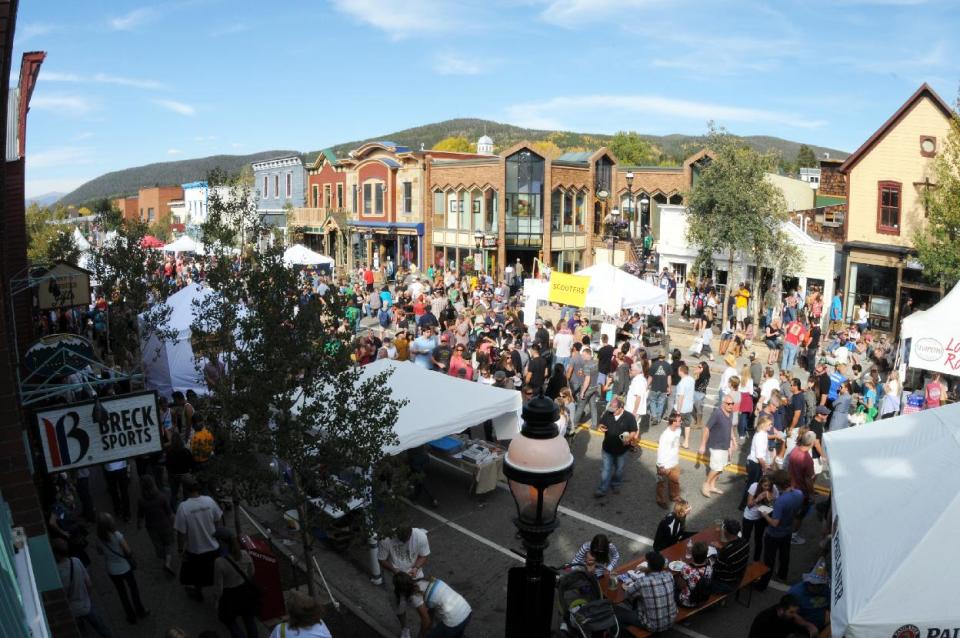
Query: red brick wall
357 162 390 221
112 197 138 220
307 164 346 208
138 186 184 222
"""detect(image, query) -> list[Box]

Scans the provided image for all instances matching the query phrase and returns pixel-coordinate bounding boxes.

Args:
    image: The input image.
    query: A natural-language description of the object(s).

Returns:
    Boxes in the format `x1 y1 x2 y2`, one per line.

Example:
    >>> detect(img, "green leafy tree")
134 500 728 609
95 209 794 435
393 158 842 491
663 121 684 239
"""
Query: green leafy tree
194 177 407 596
796 144 817 170
432 136 473 153
686 126 795 328
915 101 960 286
45 229 81 265
609 131 660 165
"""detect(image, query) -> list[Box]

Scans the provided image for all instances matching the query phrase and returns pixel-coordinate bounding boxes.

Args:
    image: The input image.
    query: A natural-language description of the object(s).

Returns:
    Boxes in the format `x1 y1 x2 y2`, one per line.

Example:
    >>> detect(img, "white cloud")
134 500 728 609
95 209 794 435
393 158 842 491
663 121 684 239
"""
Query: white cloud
72 132 95 141
109 7 158 31
505 94 827 131
26 177 90 199
167 148 183 155
195 135 217 142
31 95 95 115
433 52 491 76
42 71 165 90
539 0 659 27
330 0 461 39
154 99 196 116
15 22 58 44
29 147 93 169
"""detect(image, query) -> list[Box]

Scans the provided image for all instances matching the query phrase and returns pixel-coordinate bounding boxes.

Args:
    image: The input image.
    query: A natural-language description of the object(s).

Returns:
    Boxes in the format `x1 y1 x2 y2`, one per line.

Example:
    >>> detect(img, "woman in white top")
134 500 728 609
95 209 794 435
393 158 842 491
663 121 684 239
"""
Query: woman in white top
213 528 257 638
393 572 472 638
880 370 902 419
625 363 649 427
741 474 779 562
269 590 333 638
740 416 772 509
96 513 148 624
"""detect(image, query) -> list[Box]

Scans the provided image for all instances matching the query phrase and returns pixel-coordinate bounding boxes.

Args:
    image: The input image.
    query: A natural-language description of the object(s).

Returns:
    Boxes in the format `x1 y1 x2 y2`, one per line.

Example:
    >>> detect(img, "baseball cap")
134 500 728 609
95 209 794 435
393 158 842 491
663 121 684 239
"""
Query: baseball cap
816 406 830 416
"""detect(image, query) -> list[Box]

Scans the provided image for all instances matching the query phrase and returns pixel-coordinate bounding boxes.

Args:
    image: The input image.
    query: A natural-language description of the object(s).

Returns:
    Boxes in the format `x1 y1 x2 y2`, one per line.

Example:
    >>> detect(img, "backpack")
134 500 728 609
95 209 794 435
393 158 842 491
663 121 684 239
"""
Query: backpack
688 568 713 605
378 309 391 328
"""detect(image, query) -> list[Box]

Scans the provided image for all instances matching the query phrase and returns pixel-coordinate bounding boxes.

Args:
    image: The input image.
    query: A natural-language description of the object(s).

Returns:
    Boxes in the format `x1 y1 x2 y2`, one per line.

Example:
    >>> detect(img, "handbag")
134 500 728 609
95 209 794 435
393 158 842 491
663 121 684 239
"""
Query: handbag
102 534 137 570
225 555 261 609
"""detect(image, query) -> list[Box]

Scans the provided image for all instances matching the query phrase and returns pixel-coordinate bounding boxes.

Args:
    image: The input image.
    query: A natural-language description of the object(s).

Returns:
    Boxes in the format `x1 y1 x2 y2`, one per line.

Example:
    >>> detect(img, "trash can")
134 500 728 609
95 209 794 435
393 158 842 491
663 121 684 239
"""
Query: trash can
241 534 286 623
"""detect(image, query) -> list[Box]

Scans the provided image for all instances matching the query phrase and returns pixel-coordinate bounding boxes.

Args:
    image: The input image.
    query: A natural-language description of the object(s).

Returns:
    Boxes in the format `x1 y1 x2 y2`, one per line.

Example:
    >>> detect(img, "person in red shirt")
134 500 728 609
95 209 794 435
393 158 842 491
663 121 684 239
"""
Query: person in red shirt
781 318 808 372
786 429 817 545
363 266 374 292
447 345 473 380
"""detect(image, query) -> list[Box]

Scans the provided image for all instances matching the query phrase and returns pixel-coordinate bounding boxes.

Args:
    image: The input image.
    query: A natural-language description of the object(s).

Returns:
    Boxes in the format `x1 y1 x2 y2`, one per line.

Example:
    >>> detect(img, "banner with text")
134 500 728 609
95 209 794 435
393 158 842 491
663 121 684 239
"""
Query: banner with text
547 271 590 308
35 391 162 472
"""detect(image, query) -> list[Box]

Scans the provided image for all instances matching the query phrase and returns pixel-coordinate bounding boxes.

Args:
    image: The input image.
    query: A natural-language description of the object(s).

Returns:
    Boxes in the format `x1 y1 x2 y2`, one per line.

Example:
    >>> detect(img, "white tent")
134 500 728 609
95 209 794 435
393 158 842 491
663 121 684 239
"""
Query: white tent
823 404 960 637
72 227 91 251
574 262 669 316
357 359 521 454
163 235 202 253
283 244 334 267
140 284 213 397
899 284 960 375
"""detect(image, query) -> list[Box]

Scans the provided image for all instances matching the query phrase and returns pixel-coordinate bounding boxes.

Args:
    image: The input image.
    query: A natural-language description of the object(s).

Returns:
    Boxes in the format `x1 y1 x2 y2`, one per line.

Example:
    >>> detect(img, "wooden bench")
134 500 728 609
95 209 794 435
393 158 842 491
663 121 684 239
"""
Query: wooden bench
623 562 771 638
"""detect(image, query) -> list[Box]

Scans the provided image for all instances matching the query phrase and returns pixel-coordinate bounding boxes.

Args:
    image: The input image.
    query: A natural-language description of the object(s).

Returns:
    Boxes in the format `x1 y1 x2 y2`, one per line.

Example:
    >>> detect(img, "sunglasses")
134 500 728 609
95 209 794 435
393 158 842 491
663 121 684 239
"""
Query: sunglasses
723 401 736 406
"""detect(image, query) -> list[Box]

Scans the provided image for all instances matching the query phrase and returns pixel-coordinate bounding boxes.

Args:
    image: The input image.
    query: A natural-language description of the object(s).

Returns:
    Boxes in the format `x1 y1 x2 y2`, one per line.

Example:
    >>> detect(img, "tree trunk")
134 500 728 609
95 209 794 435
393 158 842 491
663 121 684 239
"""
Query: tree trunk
752 250 763 332
293 473 318 598
720 250 734 331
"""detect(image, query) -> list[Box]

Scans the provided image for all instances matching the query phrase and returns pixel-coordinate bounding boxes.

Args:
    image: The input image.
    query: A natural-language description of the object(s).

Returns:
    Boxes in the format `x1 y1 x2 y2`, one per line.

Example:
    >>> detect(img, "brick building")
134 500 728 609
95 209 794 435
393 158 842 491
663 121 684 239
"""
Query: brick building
137 185 184 224
112 195 138 220
1 14 81 636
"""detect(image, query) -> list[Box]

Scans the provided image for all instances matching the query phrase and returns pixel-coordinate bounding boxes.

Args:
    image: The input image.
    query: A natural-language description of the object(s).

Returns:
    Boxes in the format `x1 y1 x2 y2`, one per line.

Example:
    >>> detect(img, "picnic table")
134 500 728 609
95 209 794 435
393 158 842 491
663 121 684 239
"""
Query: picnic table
604 526 770 637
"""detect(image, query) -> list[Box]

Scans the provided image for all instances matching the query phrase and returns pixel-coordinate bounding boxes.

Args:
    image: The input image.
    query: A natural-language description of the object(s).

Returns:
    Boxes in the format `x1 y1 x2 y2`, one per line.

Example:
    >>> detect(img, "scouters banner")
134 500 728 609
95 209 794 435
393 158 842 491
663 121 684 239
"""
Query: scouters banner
547 271 590 308
35 391 162 472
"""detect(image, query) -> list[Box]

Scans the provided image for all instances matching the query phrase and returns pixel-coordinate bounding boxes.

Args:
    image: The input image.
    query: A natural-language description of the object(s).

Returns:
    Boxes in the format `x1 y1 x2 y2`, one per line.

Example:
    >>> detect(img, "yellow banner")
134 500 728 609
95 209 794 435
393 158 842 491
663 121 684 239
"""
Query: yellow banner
547 271 590 307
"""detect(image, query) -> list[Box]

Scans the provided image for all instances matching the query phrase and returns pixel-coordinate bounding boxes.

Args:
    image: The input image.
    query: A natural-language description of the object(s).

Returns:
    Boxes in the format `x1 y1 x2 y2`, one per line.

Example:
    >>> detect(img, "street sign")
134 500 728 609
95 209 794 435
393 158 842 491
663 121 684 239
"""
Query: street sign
36 261 92 310
35 391 161 472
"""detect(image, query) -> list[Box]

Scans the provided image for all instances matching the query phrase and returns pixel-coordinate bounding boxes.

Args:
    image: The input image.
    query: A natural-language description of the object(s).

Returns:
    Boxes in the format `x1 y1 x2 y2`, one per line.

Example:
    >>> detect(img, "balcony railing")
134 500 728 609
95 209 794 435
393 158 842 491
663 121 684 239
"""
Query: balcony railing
288 207 350 226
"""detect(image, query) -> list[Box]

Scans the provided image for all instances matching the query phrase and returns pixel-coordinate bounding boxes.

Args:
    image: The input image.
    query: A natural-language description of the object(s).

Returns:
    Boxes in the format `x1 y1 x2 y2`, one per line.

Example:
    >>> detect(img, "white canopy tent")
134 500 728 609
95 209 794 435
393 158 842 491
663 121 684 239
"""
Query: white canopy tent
823 404 960 637
163 235 202 253
348 359 521 454
140 284 214 397
72 227 91 251
899 284 960 375
574 262 669 316
283 244 334 267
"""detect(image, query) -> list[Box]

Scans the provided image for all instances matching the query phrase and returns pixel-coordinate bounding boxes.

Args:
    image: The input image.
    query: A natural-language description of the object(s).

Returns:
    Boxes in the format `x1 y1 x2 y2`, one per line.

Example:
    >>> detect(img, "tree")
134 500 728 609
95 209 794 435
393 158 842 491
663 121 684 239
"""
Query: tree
531 140 562 159
914 101 960 286
686 126 796 329
796 144 817 170
609 131 660 166
26 204 81 265
192 180 407 596
432 136 473 153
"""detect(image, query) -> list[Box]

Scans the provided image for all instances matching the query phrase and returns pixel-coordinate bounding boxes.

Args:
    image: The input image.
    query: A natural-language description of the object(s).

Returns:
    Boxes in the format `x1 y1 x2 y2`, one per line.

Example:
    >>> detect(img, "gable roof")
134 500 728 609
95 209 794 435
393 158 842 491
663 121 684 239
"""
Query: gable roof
840 83 954 174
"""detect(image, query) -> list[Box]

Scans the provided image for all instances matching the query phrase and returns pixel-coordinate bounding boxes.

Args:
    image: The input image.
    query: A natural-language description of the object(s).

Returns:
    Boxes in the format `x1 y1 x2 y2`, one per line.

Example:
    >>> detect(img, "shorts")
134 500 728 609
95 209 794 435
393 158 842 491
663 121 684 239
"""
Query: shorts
680 412 693 431
709 449 730 472
736 307 747 322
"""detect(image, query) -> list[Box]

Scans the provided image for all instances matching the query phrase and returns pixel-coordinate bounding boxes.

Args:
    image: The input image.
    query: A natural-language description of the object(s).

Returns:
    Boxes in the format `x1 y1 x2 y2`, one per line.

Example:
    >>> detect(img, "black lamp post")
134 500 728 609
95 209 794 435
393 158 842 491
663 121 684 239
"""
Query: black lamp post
639 194 651 235
625 171 635 238
504 394 575 638
474 229 484 274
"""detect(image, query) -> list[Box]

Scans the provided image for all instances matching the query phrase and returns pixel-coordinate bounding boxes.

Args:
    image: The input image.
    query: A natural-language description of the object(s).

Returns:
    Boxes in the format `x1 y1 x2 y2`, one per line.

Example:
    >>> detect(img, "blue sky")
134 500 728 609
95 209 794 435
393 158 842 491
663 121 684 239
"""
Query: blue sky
13 0 959 198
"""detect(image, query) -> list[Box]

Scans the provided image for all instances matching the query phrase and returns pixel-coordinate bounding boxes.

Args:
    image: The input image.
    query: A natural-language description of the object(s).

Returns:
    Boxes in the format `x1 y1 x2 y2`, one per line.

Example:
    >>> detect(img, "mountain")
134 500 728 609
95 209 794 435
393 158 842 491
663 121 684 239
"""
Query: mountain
26 191 66 207
59 150 297 206
60 119 849 206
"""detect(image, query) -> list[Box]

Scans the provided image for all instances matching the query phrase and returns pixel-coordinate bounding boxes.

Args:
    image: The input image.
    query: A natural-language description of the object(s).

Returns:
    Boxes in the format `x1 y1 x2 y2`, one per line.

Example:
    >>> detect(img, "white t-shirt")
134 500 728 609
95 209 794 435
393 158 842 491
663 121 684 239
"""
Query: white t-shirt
746 430 768 464
268 622 333 638
625 375 648 417
719 366 737 395
410 579 472 627
58 557 92 616
743 483 780 521
675 376 695 414
410 580 472 627
377 528 430 578
657 427 681 469
759 378 780 404
174 495 223 554
553 332 573 359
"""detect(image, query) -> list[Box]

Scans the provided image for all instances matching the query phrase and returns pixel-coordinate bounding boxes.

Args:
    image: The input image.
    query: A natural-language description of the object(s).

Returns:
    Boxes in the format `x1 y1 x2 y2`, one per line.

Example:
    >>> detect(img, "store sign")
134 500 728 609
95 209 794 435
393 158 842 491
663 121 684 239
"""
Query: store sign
547 271 589 308
482 235 498 249
35 391 161 472
37 262 92 310
910 336 960 373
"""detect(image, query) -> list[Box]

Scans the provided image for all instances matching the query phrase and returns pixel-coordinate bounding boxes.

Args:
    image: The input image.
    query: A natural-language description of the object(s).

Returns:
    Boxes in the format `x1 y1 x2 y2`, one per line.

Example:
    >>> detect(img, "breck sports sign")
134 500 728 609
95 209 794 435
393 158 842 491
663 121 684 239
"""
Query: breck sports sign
35 391 161 472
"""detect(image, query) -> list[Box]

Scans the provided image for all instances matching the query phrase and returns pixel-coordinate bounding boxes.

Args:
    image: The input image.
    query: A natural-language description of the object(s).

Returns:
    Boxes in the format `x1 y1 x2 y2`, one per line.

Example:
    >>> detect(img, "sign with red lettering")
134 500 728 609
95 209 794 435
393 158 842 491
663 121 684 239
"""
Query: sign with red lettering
35 391 161 472
909 336 960 375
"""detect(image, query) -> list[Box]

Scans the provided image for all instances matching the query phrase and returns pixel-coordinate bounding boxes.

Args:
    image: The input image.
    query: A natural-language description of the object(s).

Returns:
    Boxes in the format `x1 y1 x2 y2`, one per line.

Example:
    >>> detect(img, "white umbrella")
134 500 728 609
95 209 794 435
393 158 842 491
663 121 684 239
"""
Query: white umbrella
163 235 201 253
72 227 91 251
282 244 334 267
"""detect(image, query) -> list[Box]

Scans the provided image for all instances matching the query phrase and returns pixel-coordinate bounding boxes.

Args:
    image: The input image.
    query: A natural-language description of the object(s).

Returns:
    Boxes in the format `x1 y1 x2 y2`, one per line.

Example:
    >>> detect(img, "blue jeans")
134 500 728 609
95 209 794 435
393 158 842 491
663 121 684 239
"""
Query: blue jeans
556 356 570 369
738 413 749 438
426 613 471 638
77 604 115 637
573 387 600 429
782 342 799 371
648 391 667 423
597 451 628 495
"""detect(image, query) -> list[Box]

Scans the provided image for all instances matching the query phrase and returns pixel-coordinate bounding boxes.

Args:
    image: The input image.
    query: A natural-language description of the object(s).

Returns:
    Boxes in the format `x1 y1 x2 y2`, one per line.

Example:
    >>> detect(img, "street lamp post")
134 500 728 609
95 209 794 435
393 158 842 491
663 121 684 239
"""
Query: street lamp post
504 394 575 638
474 229 484 274
605 208 620 266
625 171 635 238
639 195 651 271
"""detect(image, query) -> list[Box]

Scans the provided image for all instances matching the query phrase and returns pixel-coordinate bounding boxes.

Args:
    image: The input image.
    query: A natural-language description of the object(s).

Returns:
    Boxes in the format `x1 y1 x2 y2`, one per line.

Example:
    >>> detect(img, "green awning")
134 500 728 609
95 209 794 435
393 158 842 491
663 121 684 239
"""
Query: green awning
816 194 846 207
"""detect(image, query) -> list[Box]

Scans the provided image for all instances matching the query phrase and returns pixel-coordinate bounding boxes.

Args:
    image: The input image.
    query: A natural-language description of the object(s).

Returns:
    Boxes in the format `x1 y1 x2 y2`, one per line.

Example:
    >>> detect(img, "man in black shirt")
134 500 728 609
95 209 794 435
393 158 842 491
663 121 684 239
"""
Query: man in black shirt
804 324 821 374
431 334 454 372
647 350 672 424
711 519 749 593
594 396 638 498
748 594 818 638
524 345 548 391
534 319 550 350
417 304 439 332
596 333 616 385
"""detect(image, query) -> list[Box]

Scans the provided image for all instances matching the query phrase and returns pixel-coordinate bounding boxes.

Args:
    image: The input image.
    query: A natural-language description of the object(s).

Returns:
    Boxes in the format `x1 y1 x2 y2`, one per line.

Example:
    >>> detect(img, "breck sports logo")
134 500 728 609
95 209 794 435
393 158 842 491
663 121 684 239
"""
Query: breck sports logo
914 337 944 362
42 411 90 468
892 625 919 638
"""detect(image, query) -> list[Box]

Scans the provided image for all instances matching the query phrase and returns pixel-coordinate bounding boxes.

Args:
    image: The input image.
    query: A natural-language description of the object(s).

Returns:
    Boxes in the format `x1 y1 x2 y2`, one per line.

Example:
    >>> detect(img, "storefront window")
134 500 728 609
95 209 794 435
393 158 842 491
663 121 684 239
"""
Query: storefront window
472 189 483 232
551 190 562 232
847 262 897 329
575 192 586 232
433 190 444 230
459 191 470 230
505 150 544 246
484 189 498 233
